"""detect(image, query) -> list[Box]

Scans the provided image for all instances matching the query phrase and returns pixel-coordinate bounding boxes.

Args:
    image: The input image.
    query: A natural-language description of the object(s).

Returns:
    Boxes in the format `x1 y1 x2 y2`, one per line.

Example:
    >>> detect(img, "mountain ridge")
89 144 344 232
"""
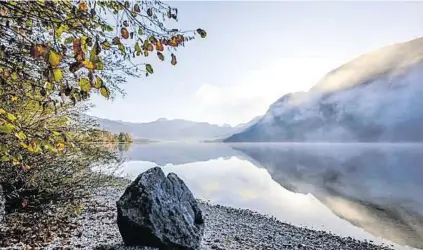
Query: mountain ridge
93 116 261 141
225 37 423 142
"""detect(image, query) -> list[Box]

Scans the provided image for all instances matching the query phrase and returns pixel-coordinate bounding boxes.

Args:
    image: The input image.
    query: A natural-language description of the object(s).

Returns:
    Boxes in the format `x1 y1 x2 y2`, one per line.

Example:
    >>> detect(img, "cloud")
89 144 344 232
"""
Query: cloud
195 57 342 125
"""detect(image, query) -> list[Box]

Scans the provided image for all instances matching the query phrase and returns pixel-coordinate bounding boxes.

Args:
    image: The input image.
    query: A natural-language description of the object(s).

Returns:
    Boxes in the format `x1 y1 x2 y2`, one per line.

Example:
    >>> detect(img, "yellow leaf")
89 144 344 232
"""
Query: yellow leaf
56 24 69 38
56 142 65 152
11 96 18 102
53 69 63 82
78 78 91 92
100 86 110 99
0 109 6 114
94 76 103 89
48 50 62 67
82 60 95 70
19 142 28 149
45 81 54 90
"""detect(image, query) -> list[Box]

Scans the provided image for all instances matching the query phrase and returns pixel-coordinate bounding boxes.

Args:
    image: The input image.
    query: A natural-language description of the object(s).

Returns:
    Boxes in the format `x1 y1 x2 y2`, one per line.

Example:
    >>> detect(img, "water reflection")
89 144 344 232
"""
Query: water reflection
119 143 423 249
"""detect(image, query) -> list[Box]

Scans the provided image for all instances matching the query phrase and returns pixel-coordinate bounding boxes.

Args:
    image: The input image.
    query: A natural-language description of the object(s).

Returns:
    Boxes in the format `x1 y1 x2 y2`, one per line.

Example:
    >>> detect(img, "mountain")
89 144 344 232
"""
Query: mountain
225 38 423 142
94 117 259 141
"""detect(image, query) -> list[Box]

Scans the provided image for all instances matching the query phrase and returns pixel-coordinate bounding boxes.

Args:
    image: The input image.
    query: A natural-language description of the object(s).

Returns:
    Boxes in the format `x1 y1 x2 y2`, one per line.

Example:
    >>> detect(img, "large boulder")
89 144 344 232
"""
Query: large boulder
0 184 5 222
116 167 204 249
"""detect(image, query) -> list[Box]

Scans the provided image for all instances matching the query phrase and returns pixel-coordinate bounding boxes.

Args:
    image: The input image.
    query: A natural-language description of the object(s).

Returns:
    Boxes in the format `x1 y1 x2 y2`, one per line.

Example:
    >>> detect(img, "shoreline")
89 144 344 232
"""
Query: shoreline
41 186 393 250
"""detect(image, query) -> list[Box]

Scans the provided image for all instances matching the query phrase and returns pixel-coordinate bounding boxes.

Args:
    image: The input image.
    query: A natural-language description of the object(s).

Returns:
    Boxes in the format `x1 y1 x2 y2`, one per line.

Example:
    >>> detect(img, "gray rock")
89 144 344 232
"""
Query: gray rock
116 167 204 249
0 184 5 222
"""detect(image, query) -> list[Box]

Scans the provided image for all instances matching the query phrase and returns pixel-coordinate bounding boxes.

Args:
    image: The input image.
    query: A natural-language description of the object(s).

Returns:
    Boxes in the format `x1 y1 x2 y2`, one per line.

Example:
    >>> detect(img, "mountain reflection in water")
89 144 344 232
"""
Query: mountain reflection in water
118 142 423 250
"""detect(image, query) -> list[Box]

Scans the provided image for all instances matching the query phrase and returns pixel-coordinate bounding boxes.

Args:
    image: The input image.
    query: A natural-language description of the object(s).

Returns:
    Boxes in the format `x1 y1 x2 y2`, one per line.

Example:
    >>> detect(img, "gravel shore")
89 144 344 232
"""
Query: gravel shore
41 186 394 250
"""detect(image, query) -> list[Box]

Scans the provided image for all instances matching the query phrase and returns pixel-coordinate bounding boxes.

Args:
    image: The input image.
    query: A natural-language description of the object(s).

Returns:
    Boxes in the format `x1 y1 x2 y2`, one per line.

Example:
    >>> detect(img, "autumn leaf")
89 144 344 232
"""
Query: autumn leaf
157 52 164 61
145 64 153 74
79 0 88 11
100 86 110 99
121 28 129 39
94 76 102 89
101 40 111 50
112 37 121 45
146 43 154 52
53 68 63 82
82 60 95 70
171 53 177 65
30 44 47 58
155 42 164 51
48 50 62 67
134 4 140 13
78 78 91 92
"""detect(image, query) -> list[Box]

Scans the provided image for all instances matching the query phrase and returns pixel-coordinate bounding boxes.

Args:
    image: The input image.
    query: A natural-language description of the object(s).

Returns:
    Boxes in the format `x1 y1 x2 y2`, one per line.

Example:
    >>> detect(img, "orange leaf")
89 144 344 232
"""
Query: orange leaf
155 42 164 52
79 0 88 11
121 28 129 39
30 44 47 58
169 37 178 47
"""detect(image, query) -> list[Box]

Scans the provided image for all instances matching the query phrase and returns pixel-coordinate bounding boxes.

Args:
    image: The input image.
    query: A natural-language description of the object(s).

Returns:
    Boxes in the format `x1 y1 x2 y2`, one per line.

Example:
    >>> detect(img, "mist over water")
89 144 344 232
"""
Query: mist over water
118 142 423 250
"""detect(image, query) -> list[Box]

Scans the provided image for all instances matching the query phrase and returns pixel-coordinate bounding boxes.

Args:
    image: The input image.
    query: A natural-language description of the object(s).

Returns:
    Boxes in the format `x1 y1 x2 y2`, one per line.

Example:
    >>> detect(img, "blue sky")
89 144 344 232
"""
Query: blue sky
88 1 423 126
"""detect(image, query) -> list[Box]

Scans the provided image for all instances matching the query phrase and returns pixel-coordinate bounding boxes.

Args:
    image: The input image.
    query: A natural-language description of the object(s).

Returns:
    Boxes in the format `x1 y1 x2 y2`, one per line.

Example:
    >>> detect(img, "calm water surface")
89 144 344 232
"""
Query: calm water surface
117 143 423 250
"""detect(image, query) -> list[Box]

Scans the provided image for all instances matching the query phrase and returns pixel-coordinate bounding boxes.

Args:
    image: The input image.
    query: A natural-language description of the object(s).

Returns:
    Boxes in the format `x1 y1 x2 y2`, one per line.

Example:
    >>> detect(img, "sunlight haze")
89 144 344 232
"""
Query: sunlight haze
88 1 423 126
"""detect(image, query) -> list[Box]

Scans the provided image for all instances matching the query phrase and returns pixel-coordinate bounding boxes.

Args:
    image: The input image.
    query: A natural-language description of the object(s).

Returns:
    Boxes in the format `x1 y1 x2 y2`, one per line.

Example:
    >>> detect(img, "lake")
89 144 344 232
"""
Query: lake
116 142 423 250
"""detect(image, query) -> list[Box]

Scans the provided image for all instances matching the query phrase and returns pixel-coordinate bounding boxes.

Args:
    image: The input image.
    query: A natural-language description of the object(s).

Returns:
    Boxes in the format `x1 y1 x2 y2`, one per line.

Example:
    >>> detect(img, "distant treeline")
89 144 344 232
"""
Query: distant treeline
87 129 133 143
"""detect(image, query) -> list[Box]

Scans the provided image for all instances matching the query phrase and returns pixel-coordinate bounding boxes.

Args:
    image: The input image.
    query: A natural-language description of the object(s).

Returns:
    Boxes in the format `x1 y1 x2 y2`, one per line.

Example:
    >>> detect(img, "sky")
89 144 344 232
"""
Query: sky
88 1 423 126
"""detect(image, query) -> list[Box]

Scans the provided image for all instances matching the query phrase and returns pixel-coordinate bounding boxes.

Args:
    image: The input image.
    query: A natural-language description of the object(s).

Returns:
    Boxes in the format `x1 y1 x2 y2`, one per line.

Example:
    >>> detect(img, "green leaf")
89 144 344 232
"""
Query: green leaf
105 25 114 32
11 72 18 80
15 131 27 140
196 28 207 38
118 44 125 55
138 27 143 36
145 64 153 74
135 42 142 54
64 37 74 44
0 123 15 134
56 24 69 38
1 155 10 162
7 113 17 121
44 143 57 153
78 78 91 92
95 61 104 70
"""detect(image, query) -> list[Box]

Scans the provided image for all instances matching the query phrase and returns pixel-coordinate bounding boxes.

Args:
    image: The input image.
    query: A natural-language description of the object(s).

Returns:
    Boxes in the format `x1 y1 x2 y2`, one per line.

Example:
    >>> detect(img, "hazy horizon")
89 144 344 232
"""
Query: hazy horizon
88 1 423 126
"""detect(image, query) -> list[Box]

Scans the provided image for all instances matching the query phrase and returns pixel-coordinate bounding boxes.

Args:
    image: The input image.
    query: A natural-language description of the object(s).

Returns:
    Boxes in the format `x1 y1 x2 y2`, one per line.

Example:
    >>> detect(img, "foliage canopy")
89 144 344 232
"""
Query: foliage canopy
0 0 206 167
